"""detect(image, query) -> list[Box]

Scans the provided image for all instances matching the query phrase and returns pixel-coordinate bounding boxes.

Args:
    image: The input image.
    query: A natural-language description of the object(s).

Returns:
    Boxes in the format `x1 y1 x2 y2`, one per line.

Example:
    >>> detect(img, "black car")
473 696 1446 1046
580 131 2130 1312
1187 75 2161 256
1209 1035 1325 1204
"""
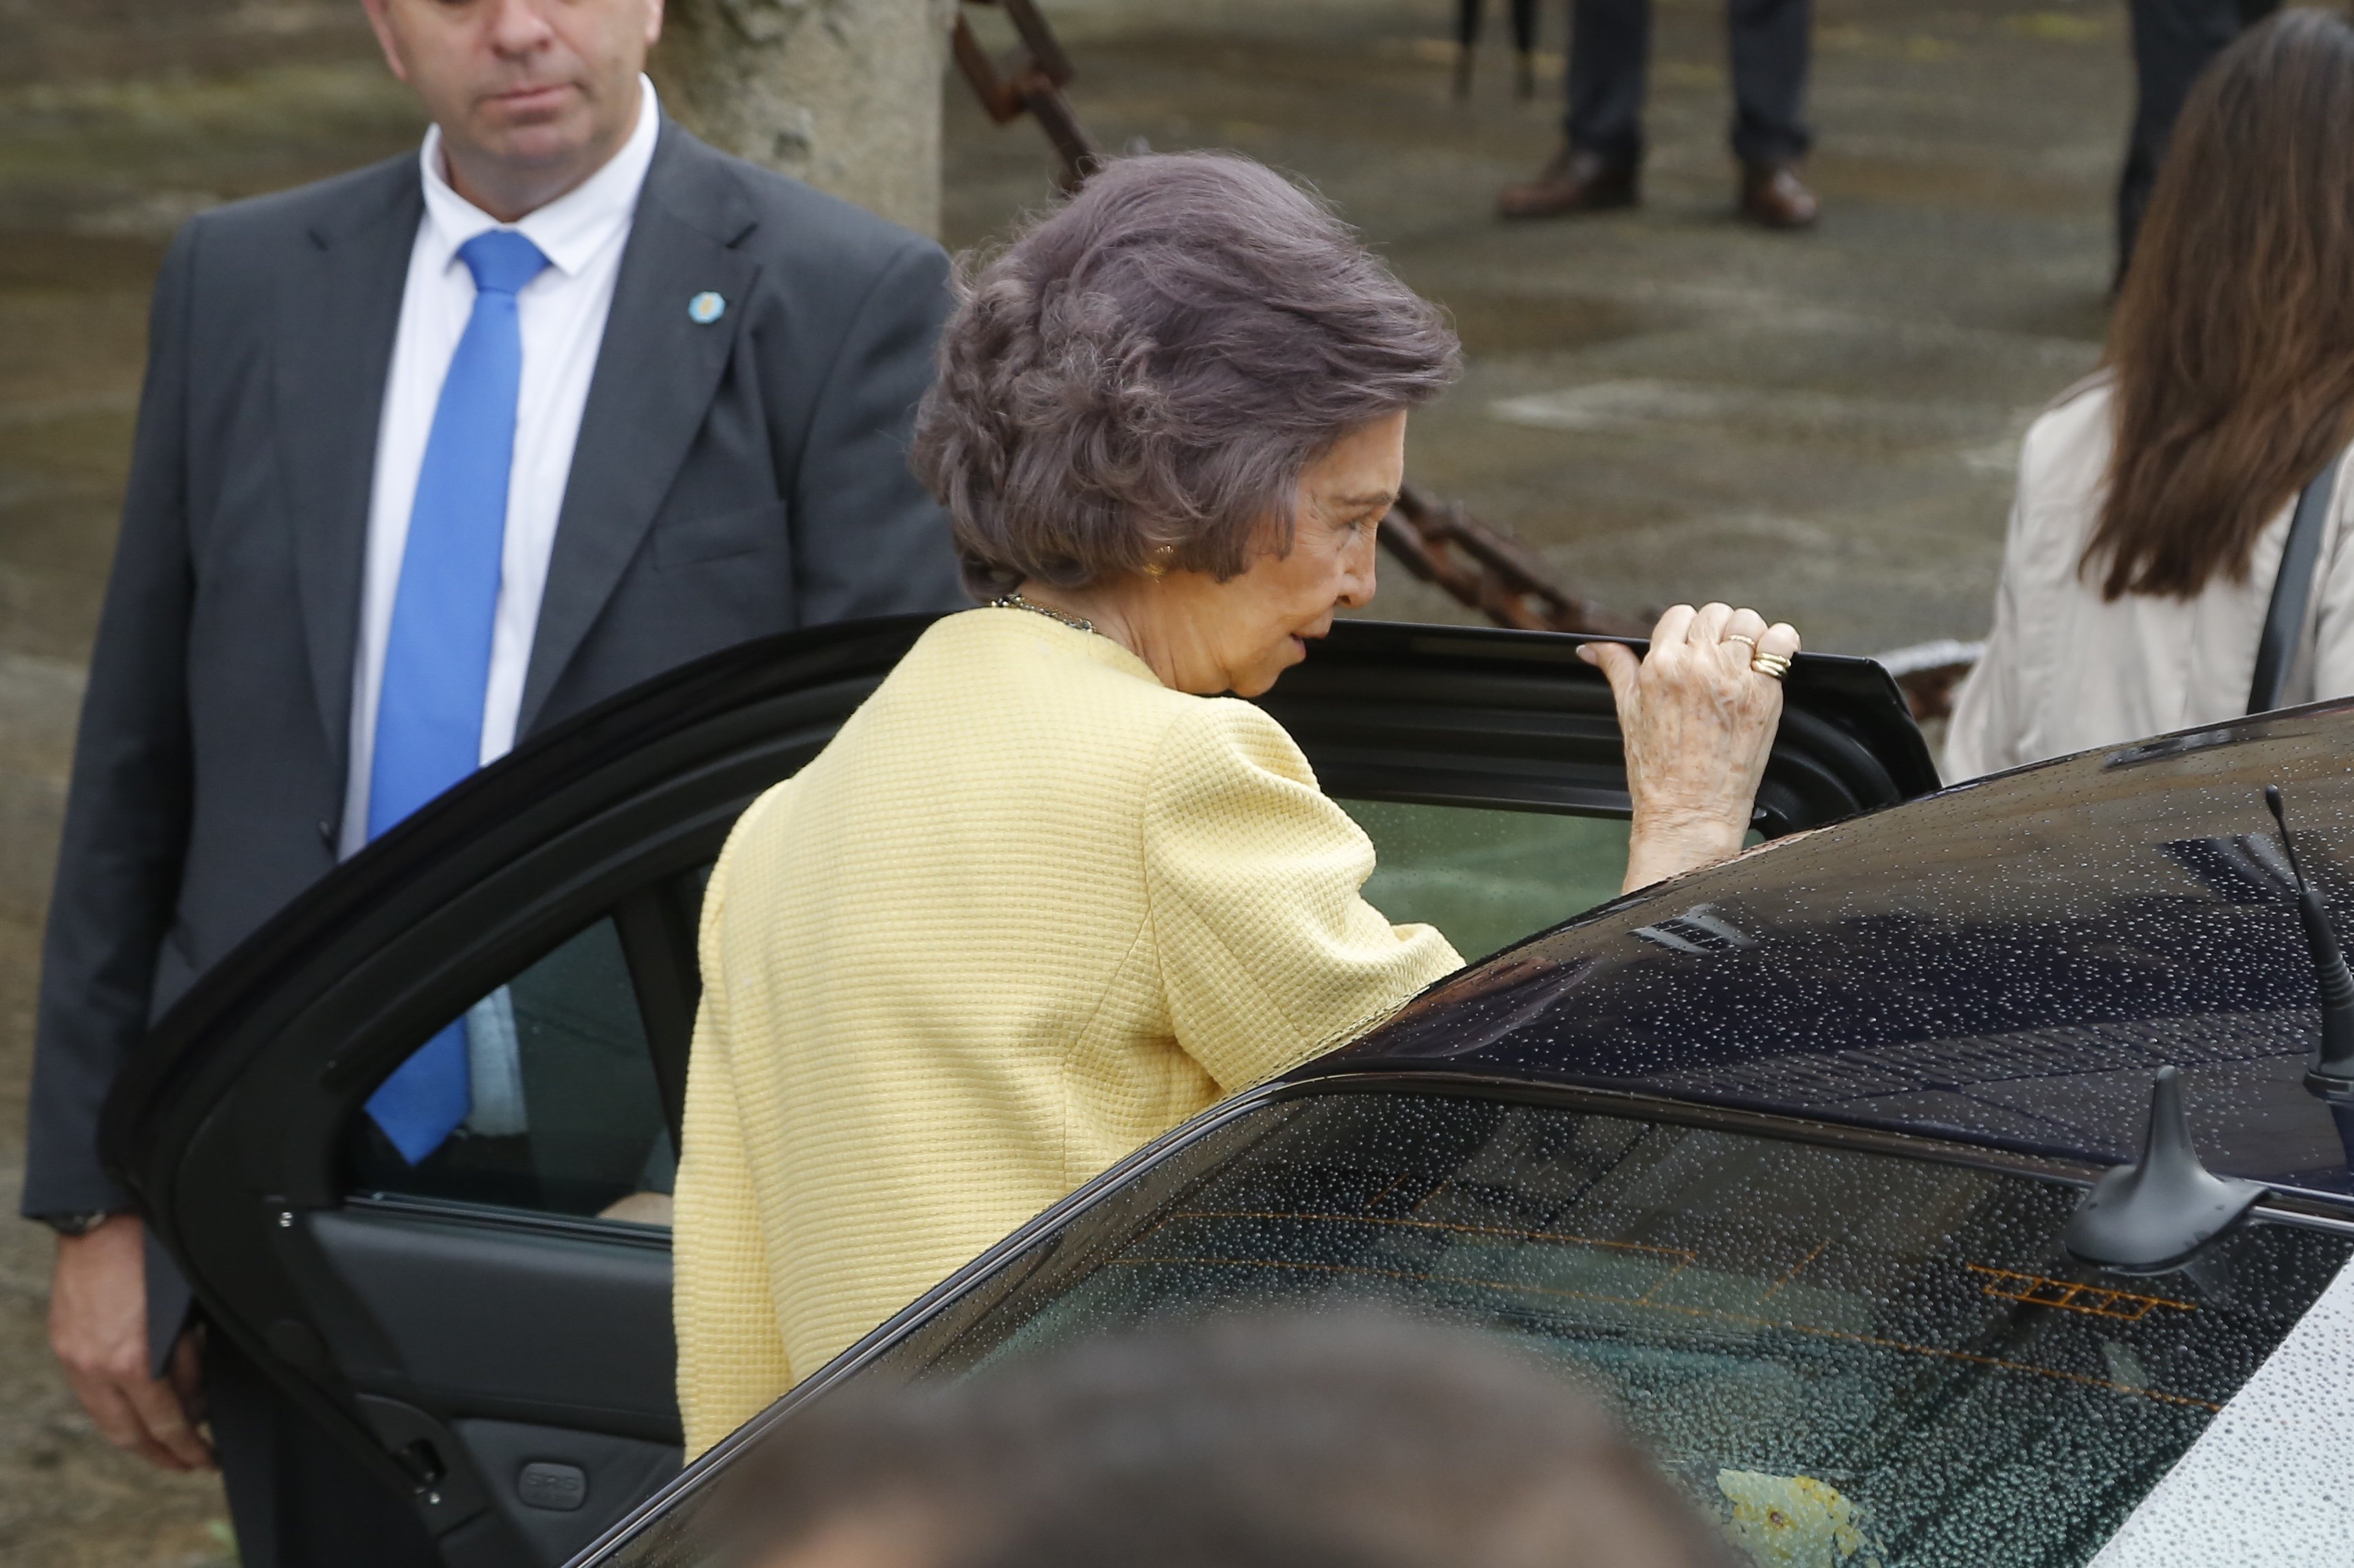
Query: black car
109 616 2354 1567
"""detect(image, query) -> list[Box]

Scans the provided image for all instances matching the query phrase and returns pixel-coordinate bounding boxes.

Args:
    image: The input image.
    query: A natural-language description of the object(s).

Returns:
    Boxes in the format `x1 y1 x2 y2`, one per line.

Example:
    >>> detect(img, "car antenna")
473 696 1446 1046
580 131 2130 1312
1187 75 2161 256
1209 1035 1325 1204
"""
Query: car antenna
2263 785 2354 1100
2063 1066 2264 1272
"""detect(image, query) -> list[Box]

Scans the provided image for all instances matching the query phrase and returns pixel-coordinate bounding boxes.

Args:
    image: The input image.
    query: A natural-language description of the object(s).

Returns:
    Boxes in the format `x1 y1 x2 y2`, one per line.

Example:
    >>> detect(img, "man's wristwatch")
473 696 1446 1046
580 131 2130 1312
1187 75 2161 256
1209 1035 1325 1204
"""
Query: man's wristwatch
32 1211 117 1237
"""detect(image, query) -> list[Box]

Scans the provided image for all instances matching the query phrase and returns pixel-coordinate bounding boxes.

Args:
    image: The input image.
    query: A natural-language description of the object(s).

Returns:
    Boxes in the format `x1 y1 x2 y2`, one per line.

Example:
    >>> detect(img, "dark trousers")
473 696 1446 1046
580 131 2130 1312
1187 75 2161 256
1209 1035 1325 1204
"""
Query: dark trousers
1566 0 1813 167
210 1330 442 1568
2118 0 2276 270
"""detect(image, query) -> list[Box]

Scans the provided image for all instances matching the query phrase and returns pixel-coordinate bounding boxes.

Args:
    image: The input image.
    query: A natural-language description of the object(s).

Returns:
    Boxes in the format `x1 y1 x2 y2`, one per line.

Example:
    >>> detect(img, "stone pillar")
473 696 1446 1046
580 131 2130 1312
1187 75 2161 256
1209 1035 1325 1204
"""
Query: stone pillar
651 0 954 238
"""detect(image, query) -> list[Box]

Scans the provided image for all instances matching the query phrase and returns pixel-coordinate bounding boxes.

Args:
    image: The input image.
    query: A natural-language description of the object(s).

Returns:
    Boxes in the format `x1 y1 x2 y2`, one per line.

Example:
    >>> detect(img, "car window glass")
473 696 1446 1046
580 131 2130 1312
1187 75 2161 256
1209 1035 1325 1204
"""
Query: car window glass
1343 800 1764 959
346 916 675 1224
601 1092 2354 1568
1343 798 1631 959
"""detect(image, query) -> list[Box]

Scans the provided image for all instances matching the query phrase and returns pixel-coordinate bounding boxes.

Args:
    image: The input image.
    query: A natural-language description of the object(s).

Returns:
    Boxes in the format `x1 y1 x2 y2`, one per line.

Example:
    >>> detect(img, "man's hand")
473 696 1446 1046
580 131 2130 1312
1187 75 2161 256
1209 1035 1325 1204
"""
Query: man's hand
49 1213 213 1471
1579 603 1801 893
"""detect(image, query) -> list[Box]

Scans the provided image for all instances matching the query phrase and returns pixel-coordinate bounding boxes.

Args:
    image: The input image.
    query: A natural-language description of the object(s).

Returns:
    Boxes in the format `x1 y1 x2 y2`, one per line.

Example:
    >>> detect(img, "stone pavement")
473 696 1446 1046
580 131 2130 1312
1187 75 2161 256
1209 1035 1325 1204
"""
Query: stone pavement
0 0 2125 1558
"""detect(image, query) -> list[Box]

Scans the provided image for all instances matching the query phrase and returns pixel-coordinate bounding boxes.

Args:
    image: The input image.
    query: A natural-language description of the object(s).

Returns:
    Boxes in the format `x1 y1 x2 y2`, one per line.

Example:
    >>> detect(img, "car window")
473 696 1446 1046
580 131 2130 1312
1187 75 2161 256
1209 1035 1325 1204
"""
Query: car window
1343 799 1764 959
601 1090 2354 1568
345 915 677 1224
1343 798 1631 960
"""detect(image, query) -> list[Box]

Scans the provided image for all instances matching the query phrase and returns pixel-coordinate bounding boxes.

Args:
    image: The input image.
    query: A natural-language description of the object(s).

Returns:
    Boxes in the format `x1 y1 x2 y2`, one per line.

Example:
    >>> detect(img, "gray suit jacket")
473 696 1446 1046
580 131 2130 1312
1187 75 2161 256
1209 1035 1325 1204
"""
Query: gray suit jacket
23 121 965 1234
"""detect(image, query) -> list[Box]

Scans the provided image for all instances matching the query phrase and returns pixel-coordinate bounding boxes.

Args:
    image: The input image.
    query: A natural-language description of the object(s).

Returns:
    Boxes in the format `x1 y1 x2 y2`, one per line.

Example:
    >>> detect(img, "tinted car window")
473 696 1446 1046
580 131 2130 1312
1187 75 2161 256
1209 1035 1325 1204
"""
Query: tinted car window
346 916 675 1222
603 1091 2354 1568
1345 798 1631 959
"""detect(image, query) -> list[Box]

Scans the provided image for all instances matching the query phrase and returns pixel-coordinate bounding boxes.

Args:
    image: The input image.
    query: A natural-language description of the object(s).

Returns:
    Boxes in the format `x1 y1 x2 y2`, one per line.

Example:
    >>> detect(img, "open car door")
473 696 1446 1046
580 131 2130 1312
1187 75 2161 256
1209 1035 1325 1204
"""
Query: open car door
105 614 1936 1567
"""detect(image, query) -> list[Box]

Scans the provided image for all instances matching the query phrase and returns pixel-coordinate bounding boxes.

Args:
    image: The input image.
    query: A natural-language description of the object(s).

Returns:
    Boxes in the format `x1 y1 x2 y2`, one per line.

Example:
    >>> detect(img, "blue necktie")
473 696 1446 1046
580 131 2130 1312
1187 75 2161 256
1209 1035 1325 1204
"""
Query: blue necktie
364 229 549 1164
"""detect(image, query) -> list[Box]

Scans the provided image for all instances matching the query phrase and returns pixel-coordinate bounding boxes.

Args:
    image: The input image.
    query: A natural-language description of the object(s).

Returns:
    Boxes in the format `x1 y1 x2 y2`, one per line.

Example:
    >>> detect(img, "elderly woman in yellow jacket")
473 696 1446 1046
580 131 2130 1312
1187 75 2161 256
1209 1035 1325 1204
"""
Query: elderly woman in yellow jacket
674 152 1801 1453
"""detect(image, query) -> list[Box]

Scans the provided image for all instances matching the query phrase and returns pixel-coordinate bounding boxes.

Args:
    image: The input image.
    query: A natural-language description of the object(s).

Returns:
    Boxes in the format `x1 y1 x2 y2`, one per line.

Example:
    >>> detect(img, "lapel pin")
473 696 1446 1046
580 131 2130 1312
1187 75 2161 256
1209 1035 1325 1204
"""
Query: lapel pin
688 291 726 325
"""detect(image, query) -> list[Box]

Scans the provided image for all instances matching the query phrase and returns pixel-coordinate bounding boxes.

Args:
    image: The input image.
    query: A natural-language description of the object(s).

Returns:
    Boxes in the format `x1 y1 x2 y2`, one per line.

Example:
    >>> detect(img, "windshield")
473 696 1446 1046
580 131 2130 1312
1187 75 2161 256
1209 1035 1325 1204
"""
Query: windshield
604 1089 2354 1568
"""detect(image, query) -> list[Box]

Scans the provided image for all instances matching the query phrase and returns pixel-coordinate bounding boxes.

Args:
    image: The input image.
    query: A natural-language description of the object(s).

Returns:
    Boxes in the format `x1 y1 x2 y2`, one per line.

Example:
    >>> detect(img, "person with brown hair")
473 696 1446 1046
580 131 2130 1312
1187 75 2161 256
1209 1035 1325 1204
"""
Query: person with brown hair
1947 8 2354 779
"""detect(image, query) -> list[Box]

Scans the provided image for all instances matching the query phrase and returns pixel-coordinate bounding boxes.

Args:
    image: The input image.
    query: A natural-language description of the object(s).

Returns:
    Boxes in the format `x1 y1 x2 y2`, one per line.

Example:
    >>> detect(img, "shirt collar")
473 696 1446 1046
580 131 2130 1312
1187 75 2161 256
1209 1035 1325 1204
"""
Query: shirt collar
416 74 661 282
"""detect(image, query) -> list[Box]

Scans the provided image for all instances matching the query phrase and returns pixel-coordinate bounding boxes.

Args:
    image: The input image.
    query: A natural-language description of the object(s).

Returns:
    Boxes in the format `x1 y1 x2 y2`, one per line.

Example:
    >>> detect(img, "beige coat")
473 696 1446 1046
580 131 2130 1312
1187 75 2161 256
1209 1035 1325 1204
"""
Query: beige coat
1946 374 2354 780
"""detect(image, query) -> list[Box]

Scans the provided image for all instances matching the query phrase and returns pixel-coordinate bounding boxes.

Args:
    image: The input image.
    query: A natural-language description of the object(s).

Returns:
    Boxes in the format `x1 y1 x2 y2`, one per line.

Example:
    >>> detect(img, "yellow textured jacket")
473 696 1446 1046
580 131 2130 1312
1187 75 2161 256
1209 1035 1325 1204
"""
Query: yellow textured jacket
673 607 1462 1453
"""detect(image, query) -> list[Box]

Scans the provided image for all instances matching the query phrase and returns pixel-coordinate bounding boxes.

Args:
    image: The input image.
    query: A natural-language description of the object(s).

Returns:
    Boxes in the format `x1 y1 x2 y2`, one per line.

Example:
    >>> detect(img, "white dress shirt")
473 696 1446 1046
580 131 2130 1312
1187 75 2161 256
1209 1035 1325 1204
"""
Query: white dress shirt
339 75 661 860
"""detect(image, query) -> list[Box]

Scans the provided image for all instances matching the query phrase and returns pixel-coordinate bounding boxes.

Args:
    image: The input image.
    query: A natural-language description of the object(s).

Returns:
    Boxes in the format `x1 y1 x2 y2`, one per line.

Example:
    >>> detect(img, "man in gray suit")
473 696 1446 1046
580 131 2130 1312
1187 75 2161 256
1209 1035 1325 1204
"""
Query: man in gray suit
21 0 963 1560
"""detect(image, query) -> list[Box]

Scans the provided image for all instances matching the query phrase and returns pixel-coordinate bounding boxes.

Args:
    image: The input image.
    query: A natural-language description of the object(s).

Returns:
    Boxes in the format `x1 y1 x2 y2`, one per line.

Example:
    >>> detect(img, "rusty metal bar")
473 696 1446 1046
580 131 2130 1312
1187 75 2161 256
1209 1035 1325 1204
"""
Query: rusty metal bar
1381 484 1649 636
1002 0 1077 85
953 14 1026 122
954 1 1099 190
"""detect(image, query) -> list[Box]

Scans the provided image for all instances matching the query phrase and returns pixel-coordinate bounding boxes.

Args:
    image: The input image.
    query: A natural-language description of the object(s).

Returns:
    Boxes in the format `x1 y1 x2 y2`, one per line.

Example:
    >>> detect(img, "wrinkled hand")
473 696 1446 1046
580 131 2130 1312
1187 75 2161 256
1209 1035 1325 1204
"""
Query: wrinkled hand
49 1213 212 1471
1578 603 1800 893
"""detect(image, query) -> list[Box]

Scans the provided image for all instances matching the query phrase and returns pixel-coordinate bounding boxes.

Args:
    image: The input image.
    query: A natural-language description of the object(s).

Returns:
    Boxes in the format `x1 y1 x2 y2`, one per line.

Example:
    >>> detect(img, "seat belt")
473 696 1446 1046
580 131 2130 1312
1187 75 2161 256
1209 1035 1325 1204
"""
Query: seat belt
2250 453 2347 714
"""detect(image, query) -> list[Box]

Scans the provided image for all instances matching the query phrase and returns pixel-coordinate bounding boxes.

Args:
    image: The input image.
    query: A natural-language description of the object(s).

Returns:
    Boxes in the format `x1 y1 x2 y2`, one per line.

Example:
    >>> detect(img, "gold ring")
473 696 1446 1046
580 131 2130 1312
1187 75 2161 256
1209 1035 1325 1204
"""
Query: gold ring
1750 651 1793 681
1724 634 1758 649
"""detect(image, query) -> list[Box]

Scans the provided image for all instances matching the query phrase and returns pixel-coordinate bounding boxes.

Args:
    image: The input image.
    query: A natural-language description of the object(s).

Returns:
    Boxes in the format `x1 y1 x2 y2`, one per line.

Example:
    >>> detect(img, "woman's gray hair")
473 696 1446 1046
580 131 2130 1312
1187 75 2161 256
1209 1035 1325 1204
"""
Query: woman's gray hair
912 152 1464 598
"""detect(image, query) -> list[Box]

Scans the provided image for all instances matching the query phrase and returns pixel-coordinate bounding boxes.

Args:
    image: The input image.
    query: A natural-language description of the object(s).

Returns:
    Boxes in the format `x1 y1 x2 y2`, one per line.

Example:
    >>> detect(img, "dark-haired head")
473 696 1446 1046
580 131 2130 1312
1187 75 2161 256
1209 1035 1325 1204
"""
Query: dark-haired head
2095 8 2354 599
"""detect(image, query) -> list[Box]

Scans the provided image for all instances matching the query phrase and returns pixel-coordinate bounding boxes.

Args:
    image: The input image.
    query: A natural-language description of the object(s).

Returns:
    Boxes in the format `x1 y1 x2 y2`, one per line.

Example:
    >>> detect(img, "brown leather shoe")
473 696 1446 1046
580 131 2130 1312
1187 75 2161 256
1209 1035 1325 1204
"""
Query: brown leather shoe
1738 162 1819 229
1499 148 1639 220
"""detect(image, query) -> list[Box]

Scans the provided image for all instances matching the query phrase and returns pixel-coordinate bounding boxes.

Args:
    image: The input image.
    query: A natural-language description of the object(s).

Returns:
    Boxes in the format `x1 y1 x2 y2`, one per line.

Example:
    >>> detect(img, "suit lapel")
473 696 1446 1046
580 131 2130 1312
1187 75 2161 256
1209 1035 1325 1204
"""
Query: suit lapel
280 161 423 774
518 124 760 737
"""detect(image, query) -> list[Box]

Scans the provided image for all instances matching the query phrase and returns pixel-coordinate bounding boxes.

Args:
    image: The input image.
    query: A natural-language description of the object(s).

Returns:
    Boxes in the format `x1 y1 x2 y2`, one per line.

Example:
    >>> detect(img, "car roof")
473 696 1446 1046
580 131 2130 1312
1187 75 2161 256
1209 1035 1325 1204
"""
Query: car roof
1310 700 2354 1202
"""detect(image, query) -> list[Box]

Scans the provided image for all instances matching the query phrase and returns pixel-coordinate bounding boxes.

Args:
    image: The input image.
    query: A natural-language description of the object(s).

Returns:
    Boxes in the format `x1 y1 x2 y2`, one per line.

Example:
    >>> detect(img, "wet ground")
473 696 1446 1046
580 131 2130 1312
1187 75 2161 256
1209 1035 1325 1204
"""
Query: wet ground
0 0 2124 1558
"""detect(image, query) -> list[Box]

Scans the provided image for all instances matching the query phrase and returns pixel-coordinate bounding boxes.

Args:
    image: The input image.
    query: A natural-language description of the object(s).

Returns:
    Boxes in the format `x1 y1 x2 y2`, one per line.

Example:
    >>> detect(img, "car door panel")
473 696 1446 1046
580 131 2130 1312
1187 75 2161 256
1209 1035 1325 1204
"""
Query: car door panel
106 616 1933 1566
452 1418 683 1566
291 1202 682 1563
304 1208 676 1430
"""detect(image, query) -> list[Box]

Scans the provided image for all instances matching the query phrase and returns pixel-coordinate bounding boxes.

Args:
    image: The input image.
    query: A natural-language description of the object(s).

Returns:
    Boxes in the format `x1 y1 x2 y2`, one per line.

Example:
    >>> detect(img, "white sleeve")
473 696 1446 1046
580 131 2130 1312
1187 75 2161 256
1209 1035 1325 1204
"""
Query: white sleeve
1944 489 2032 782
